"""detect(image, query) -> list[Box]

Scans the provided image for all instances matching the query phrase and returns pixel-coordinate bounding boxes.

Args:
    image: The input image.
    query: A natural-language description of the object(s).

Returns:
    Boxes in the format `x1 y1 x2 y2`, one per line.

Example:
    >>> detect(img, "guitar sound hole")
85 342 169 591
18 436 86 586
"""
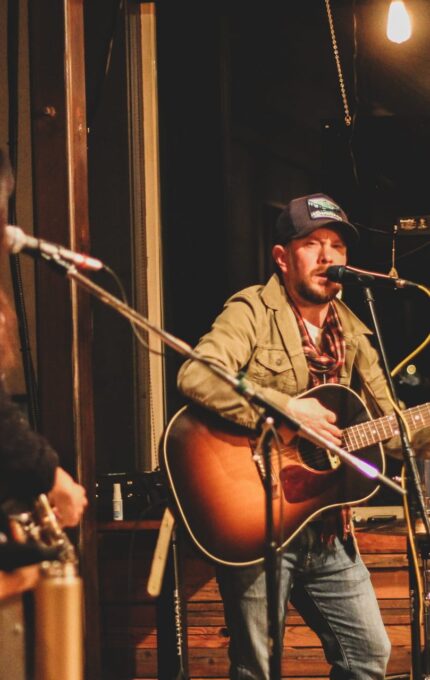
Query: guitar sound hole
298 439 333 471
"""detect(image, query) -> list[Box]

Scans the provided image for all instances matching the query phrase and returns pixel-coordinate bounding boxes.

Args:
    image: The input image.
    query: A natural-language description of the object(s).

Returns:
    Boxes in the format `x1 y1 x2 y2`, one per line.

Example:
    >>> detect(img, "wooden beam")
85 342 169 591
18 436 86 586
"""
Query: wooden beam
28 1 99 678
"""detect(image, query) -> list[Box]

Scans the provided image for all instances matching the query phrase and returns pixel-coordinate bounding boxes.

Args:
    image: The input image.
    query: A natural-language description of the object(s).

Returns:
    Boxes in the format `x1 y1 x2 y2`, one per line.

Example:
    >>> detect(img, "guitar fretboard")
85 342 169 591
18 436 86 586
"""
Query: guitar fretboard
342 402 430 452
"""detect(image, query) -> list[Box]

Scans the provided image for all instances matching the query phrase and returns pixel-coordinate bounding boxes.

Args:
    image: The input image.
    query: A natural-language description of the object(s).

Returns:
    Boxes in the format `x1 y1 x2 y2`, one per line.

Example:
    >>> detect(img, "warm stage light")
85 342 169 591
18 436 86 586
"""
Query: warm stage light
387 1 412 43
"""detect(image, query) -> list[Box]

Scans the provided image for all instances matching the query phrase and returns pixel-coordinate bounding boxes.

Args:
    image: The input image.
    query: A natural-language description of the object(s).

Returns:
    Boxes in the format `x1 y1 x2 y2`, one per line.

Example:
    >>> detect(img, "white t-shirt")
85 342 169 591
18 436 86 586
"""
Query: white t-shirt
304 318 323 349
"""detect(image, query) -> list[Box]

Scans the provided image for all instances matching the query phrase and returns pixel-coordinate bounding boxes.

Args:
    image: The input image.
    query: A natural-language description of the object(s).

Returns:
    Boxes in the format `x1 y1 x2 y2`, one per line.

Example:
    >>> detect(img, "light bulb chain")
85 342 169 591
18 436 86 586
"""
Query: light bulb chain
325 0 352 127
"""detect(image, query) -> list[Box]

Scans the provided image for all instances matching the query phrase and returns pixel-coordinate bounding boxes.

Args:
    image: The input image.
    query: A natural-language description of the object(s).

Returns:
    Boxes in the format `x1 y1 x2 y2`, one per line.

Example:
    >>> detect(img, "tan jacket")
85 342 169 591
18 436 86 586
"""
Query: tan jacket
179 274 397 424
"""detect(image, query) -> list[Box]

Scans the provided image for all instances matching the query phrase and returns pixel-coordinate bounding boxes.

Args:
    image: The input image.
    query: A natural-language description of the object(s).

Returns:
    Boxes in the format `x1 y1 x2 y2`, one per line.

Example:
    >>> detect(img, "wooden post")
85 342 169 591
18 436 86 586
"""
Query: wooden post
28 1 99 678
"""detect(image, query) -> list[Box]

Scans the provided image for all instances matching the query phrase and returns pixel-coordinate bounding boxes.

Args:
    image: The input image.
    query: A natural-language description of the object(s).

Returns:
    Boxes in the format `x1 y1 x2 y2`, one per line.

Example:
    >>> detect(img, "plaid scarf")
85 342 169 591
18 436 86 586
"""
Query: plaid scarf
288 295 346 386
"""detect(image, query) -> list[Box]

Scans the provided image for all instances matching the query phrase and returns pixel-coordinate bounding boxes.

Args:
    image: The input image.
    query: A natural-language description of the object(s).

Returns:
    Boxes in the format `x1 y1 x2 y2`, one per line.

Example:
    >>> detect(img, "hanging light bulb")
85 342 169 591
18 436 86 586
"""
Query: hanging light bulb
387 1 412 43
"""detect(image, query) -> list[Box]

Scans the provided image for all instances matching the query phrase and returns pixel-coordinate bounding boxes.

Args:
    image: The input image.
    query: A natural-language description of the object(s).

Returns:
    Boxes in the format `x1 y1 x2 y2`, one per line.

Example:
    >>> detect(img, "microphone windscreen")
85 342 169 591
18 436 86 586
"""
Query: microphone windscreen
325 266 344 282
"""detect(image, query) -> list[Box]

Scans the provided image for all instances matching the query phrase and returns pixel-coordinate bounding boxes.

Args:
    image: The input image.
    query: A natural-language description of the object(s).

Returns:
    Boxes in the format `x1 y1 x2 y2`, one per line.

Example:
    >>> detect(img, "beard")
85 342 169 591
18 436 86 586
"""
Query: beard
295 278 341 305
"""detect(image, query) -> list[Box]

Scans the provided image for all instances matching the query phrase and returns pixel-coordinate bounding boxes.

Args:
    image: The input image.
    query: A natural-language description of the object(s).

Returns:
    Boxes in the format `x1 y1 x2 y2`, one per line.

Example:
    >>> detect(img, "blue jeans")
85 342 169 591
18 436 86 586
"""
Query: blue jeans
216 525 391 680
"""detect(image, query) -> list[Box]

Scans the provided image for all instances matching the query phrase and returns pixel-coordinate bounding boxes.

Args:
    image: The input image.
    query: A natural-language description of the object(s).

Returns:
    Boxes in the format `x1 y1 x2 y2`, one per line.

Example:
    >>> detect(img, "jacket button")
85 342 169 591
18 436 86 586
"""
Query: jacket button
276 358 282 366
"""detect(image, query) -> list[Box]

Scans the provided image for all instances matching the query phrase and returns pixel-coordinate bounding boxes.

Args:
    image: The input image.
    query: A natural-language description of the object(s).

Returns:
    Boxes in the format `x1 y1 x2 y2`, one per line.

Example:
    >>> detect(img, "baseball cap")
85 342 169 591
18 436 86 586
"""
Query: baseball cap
275 193 359 246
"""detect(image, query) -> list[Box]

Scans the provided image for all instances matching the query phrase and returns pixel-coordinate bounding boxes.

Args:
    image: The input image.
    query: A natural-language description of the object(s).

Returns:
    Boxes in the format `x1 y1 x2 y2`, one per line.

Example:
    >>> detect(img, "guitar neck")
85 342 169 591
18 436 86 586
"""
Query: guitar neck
342 402 430 452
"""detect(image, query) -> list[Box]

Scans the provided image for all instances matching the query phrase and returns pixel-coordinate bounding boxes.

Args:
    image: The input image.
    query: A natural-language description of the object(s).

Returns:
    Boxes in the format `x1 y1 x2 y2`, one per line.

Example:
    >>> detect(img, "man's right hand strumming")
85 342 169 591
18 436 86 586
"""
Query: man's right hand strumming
286 396 343 445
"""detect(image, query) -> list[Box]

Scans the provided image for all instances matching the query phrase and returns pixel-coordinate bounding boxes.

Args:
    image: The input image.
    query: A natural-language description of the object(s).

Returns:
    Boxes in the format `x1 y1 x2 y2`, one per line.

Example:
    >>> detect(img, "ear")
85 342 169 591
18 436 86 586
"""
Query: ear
272 244 288 274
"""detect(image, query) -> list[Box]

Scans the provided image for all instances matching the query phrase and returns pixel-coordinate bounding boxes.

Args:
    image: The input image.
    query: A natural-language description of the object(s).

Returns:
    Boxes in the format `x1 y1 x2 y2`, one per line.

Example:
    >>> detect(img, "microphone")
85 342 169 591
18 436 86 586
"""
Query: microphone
5 225 104 272
326 265 416 289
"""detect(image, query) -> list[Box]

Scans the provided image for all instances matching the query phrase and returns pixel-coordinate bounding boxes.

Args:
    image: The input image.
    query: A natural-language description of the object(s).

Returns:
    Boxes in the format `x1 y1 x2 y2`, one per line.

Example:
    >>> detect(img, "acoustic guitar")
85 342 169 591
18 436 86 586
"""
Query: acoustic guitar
162 383 430 566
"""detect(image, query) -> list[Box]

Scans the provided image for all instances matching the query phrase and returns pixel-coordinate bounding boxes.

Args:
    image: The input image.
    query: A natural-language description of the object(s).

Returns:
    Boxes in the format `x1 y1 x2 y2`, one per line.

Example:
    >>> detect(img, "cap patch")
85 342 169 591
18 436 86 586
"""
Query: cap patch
307 196 343 222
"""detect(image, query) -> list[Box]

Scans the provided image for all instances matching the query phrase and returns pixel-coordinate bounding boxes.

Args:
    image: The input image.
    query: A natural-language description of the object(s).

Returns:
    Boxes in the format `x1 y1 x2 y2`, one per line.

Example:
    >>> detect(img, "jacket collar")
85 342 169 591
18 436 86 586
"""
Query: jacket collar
260 273 372 391
261 273 372 338
261 274 308 392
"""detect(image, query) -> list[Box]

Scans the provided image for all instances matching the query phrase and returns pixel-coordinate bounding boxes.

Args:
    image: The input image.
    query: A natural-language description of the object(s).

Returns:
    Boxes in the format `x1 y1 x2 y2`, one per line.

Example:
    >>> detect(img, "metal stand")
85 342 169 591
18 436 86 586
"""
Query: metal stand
257 417 282 680
361 286 430 679
421 540 430 678
149 508 189 680
417 462 430 678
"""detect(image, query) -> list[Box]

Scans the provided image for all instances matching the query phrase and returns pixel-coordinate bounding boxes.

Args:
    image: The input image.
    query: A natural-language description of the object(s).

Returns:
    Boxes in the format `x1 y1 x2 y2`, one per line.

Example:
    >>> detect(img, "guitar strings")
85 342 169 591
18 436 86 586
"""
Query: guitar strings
250 385 430 471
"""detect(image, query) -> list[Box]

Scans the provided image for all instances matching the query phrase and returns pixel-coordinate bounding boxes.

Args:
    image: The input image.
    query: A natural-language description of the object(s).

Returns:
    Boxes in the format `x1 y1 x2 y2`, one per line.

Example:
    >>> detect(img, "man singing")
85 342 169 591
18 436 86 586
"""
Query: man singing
177 193 429 679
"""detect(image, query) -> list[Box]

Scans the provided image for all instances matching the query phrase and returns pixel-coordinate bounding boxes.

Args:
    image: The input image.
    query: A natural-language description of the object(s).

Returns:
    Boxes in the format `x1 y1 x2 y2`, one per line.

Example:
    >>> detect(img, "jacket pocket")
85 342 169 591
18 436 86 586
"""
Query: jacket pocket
250 348 297 392
254 348 292 373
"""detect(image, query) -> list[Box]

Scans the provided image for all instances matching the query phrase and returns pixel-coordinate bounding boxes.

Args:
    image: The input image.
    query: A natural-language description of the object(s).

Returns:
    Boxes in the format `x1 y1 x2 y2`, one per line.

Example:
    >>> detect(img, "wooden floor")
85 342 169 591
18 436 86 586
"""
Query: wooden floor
98 522 412 680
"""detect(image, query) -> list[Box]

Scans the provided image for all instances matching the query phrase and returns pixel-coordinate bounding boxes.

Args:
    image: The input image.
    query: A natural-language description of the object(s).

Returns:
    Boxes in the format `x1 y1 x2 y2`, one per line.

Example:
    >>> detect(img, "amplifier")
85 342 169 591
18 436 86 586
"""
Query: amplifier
351 505 404 526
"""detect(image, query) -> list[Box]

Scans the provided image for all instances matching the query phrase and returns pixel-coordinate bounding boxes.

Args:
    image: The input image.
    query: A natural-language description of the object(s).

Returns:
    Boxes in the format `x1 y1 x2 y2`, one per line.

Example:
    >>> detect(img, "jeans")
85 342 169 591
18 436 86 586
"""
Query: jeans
216 525 391 680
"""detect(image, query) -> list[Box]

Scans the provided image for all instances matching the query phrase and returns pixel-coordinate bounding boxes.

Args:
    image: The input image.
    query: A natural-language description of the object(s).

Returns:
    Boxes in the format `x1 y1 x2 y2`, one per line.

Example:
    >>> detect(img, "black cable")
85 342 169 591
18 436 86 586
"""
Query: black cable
7 0 40 432
353 222 430 264
378 238 430 265
103 264 165 358
7 1 18 177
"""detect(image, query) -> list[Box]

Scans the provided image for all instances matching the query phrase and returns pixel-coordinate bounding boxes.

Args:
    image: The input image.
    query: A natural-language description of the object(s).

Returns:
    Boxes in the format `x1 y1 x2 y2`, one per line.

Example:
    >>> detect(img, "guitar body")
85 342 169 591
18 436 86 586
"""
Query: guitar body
161 384 385 566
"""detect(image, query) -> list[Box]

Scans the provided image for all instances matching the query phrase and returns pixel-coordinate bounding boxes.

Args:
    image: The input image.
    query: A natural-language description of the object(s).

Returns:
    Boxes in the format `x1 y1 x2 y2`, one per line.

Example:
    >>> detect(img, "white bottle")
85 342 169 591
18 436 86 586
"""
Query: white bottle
112 483 123 521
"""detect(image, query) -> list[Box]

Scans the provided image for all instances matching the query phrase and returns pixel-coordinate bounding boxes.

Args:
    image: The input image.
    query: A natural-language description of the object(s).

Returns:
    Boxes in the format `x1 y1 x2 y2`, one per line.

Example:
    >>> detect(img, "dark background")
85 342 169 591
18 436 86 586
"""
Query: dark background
156 1 430 417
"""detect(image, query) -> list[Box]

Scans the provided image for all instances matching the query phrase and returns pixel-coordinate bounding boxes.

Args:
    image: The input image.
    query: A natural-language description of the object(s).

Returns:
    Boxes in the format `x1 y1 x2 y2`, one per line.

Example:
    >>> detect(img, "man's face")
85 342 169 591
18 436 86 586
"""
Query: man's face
274 227 347 305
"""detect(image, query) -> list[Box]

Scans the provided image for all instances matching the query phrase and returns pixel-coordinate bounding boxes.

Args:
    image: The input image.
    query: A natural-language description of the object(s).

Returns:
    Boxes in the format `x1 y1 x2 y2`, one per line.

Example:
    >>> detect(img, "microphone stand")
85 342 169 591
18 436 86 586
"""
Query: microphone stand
45 256 406 680
361 286 430 680
254 415 282 680
24 254 406 497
